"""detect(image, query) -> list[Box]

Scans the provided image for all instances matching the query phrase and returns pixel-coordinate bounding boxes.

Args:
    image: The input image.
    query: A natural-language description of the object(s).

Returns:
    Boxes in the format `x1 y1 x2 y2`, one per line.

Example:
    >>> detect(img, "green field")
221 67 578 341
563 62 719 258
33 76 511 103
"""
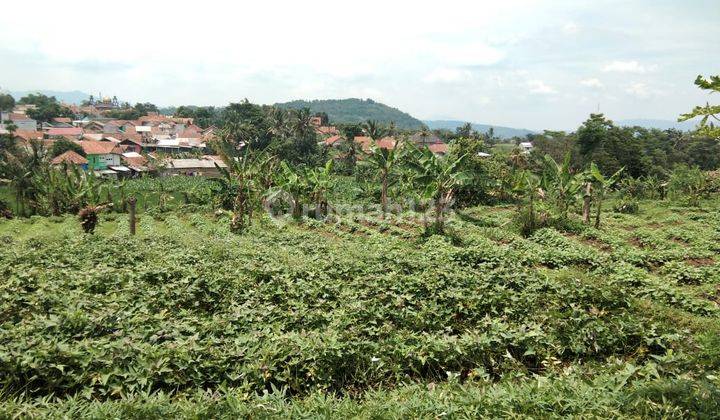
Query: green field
1 198 719 418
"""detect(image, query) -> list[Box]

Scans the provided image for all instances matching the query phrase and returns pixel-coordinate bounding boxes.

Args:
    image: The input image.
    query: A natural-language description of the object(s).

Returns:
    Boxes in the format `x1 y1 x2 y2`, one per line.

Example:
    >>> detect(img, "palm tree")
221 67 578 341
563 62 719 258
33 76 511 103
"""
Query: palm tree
290 108 315 139
266 107 290 138
508 147 527 170
362 120 387 140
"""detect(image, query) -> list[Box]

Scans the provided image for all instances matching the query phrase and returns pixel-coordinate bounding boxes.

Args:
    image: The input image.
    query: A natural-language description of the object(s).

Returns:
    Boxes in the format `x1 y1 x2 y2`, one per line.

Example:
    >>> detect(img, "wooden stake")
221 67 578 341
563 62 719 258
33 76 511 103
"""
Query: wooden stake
128 197 137 235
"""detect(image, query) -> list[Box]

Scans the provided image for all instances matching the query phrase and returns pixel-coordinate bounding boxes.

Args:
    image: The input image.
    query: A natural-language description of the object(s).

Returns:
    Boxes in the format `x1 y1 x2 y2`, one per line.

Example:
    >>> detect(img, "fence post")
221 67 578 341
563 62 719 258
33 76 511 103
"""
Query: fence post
128 197 137 235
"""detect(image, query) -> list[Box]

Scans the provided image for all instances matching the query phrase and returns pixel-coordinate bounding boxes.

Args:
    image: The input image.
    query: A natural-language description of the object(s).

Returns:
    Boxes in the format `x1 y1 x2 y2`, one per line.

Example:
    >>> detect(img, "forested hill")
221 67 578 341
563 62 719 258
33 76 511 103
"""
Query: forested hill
275 98 424 129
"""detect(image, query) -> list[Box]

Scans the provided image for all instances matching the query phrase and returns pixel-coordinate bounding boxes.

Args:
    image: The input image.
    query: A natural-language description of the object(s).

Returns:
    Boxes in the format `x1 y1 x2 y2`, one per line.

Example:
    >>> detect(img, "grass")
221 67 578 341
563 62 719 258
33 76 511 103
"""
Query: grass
1 198 719 417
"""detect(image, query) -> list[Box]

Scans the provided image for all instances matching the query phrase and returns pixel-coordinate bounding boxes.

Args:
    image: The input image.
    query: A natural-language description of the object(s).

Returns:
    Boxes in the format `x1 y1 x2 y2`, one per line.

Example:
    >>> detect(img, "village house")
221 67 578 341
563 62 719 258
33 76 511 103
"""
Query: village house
50 150 88 170
161 156 227 177
323 135 344 147
1 112 38 131
119 137 142 153
410 132 442 145
78 141 123 171
46 127 83 139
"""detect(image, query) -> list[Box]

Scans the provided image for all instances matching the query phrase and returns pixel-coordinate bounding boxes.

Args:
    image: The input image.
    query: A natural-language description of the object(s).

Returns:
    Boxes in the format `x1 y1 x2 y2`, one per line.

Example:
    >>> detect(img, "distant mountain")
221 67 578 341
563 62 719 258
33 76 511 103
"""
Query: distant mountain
9 90 90 105
275 98 424 130
615 119 697 131
424 120 536 139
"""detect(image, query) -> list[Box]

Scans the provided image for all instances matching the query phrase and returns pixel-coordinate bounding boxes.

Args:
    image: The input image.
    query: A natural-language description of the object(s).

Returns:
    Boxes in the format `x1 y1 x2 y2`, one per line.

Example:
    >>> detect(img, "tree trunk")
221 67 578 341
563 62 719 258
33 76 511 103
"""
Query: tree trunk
594 194 603 229
292 195 302 220
434 199 443 233
381 169 388 216
582 182 592 224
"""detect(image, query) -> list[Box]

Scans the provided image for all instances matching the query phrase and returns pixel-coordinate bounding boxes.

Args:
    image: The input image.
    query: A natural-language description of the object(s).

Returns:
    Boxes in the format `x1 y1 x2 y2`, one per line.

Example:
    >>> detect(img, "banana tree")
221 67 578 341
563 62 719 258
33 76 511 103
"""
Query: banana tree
307 160 335 219
0 140 45 216
540 153 581 220
269 161 312 220
406 146 469 233
360 138 403 215
512 170 545 236
590 162 624 228
213 138 274 233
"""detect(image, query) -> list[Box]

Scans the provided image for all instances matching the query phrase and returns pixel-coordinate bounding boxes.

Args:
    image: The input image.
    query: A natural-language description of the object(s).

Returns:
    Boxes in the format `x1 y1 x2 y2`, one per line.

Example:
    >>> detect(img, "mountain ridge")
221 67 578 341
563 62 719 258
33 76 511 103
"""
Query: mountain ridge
8 90 90 105
423 120 536 139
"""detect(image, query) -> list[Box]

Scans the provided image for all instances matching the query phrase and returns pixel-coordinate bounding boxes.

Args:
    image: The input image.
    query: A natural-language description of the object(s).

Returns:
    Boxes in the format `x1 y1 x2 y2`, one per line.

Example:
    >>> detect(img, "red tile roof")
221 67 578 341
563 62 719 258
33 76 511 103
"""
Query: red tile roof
324 135 343 146
52 117 73 123
51 150 88 165
427 143 449 154
122 155 148 167
317 126 339 135
7 113 34 121
13 130 44 141
79 140 122 155
47 127 83 136
376 136 397 150
178 128 202 138
354 136 373 151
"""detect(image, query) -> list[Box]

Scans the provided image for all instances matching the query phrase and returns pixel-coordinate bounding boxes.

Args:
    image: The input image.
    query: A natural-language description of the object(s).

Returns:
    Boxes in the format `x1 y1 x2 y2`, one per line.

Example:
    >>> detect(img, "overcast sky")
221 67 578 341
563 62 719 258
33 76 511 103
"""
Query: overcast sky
0 0 717 130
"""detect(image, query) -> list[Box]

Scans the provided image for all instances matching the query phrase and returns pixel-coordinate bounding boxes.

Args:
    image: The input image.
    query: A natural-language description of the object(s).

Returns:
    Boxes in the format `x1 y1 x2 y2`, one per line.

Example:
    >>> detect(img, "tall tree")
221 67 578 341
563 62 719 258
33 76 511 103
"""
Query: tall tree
362 119 387 140
0 93 15 113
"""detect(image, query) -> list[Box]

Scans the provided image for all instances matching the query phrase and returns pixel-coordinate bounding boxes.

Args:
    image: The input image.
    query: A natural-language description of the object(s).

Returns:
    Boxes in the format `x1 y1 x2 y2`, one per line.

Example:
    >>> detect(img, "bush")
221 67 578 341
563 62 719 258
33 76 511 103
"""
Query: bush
614 199 640 214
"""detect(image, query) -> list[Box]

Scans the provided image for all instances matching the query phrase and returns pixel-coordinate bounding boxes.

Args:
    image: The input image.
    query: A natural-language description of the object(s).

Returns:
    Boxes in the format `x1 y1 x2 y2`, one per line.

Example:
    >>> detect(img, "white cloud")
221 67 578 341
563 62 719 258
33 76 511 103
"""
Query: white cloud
580 78 604 88
433 42 506 67
625 82 655 97
0 0 712 130
562 22 579 34
602 61 656 73
527 79 556 94
423 68 473 83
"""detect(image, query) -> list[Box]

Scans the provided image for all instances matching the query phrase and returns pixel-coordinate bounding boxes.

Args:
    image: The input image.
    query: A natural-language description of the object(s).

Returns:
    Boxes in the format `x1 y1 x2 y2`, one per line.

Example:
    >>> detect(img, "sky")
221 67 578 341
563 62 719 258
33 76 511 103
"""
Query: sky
0 0 717 131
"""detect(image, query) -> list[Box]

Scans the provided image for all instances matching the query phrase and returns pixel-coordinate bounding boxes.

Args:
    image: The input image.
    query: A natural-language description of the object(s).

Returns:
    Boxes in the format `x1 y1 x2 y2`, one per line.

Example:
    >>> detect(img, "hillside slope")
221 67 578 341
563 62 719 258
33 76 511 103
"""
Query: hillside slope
275 98 424 129
9 90 90 105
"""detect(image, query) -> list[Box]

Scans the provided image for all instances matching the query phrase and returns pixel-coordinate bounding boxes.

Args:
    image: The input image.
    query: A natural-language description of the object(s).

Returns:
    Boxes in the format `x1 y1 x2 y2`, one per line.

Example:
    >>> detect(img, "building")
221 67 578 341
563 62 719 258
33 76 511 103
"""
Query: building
375 136 397 150
50 150 88 169
161 156 227 177
323 135 344 147
2 112 38 131
119 138 142 153
46 127 83 139
519 142 533 153
410 131 442 145
427 143 449 156
353 136 373 152
79 141 122 170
